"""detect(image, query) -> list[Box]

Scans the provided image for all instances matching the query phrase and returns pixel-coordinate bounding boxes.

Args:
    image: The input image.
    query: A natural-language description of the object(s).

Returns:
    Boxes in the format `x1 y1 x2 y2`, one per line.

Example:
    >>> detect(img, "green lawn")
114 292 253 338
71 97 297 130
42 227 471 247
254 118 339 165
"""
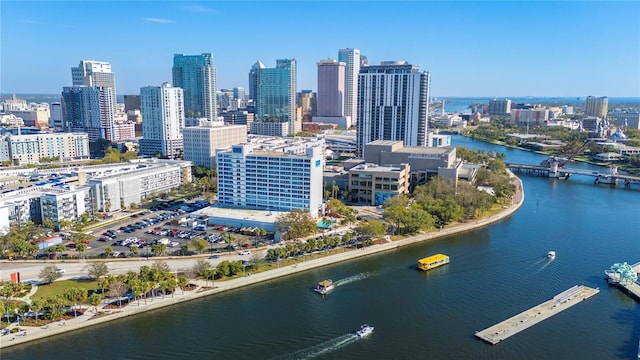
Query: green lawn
32 279 99 300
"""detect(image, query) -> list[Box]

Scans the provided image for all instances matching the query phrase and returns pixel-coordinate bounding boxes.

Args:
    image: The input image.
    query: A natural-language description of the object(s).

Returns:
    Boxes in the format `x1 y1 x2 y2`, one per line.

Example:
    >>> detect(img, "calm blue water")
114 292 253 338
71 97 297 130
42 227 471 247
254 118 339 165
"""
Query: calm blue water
5 136 640 360
435 97 640 114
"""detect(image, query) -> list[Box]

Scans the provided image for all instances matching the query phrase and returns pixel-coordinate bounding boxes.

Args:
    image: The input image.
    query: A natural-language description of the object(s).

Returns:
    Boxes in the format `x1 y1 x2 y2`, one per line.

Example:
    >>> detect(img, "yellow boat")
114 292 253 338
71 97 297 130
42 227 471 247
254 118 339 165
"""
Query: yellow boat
418 254 449 271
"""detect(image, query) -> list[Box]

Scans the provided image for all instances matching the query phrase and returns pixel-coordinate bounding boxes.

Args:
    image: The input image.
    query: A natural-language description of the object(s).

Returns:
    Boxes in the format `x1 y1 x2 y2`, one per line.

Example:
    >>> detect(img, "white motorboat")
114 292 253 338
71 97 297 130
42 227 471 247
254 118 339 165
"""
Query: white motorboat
313 280 334 295
356 324 374 337
548 251 556 260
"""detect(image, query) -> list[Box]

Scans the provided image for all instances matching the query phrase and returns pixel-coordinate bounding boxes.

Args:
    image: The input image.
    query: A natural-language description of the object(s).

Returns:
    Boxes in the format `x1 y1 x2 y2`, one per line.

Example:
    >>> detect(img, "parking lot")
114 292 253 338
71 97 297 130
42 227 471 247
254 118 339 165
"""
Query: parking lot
55 198 268 259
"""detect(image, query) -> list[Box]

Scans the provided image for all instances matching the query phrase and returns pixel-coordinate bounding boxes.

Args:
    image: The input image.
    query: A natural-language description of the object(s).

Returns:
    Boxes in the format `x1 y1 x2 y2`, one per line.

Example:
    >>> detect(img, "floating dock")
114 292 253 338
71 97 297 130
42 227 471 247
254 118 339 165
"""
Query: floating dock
475 285 600 345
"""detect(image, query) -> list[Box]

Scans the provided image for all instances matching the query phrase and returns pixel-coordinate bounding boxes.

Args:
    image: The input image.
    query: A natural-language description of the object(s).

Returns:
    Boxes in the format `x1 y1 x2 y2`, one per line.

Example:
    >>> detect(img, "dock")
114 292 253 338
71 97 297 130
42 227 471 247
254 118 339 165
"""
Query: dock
605 262 640 301
475 285 600 345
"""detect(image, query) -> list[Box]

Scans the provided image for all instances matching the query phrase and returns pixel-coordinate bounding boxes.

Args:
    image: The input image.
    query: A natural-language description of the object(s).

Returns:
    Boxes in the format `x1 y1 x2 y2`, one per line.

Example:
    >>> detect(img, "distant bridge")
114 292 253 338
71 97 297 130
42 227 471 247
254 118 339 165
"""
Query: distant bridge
506 162 640 187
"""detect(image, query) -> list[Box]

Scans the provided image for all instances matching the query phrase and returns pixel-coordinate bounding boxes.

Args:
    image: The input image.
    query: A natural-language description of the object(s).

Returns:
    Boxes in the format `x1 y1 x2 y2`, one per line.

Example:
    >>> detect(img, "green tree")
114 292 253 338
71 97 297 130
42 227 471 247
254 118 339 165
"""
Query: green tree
190 237 208 254
177 276 189 294
88 293 102 313
356 220 387 244
86 262 109 280
30 298 44 324
39 265 63 284
63 287 87 318
42 218 55 229
275 209 317 241
192 259 211 277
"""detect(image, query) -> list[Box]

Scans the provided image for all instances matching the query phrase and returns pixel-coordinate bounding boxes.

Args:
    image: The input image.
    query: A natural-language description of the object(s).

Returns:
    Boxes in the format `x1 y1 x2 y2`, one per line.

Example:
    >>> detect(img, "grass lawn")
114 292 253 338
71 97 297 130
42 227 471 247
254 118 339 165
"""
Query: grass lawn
32 279 99 300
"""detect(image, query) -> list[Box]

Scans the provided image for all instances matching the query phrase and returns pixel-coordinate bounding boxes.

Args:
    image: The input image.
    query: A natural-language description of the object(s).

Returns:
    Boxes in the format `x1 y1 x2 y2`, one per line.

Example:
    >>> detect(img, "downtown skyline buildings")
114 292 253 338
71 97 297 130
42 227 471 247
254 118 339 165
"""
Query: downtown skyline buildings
172 53 217 121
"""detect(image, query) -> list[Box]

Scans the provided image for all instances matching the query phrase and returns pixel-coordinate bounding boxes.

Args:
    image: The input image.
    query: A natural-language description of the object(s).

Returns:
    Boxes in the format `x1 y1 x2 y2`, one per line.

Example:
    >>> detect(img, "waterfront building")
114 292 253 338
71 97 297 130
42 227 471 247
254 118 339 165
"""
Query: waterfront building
139 83 184 159
364 140 459 187
338 48 361 126
172 53 218 121
581 117 602 132
427 132 452 147
511 109 550 126
183 125 247 169
348 163 410 205
3 132 89 165
489 99 512 115
357 61 431 157
216 138 324 217
252 59 299 135
585 96 608 117
62 86 116 141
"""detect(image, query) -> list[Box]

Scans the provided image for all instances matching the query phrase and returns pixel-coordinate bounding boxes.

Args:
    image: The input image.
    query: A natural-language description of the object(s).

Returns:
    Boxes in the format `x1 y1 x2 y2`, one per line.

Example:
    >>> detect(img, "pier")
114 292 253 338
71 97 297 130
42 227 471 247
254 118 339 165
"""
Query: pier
605 261 640 301
475 285 600 345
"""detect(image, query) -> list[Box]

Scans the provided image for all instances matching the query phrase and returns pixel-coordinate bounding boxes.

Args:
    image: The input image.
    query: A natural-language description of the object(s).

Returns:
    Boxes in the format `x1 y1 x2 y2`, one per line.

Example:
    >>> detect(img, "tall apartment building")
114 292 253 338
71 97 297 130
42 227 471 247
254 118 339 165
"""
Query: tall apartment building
3 132 89 165
489 99 512 115
585 96 608 117
338 48 361 126
62 86 116 141
252 59 298 135
183 125 248 168
356 61 431 157
297 90 316 119
172 53 217 120
71 60 117 108
216 138 324 217
139 83 185 159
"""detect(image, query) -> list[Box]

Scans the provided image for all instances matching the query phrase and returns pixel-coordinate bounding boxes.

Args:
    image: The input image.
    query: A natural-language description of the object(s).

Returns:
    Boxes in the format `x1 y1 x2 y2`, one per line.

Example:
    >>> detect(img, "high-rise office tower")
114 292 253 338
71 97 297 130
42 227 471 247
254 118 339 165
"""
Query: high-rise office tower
253 59 298 135
585 96 608 117
71 60 117 108
62 86 116 141
356 61 431 157
314 60 350 128
338 48 360 126
172 53 217 121
316 60 345 117
233 87 245 101
139 83 185 159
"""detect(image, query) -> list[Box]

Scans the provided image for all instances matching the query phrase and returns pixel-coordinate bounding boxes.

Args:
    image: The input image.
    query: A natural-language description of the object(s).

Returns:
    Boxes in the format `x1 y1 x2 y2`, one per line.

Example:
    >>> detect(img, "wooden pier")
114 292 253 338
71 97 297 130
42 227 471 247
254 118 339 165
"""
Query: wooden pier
475 285 600 345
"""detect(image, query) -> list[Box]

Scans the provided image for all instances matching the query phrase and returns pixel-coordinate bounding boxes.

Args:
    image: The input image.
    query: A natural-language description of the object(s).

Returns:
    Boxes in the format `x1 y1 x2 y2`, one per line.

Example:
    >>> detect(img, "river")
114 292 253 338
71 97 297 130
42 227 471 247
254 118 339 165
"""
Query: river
5 136 640 360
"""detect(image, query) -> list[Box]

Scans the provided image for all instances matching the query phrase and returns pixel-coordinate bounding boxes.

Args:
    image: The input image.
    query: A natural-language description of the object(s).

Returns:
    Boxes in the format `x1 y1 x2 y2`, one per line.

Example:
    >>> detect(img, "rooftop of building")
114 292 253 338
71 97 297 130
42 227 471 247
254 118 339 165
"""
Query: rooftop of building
351 163 407 172
192 206 287 224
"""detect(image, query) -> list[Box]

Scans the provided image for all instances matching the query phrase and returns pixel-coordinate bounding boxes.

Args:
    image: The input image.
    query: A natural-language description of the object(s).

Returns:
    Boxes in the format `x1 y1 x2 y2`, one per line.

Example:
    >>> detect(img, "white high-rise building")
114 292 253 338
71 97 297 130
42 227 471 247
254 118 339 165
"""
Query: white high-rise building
338 48 361 126
357 61 431 157
139 83 185 159
71 60 117 108
216 138 324 217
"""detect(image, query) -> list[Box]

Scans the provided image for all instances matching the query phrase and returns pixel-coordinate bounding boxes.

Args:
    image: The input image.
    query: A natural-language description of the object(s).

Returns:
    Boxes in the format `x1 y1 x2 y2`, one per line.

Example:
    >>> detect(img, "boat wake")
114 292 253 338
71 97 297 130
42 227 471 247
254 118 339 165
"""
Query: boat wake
273 333 359 360
333 272 374 287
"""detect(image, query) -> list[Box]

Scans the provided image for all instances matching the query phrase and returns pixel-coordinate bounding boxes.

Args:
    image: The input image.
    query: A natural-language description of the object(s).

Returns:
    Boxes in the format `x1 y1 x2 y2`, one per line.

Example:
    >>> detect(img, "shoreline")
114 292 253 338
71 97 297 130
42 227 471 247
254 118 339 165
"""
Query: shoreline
0 174 524 349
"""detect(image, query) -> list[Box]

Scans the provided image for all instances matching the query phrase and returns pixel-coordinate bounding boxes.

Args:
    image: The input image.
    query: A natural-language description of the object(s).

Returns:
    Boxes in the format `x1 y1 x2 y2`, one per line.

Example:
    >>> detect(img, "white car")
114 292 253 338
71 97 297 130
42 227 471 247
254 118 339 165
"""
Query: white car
55 268 65 274
239 250 251 255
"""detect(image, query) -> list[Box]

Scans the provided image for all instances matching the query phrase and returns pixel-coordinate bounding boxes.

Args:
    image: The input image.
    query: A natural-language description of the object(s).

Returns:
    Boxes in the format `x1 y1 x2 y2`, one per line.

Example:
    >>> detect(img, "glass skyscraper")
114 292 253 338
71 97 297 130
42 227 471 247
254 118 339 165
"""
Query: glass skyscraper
253 59 298 135
172 53 217 121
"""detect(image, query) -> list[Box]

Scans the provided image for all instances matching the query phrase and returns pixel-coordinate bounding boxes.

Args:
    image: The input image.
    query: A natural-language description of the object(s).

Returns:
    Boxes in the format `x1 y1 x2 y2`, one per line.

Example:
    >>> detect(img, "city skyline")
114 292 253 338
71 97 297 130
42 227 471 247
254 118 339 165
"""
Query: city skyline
1 1 639 97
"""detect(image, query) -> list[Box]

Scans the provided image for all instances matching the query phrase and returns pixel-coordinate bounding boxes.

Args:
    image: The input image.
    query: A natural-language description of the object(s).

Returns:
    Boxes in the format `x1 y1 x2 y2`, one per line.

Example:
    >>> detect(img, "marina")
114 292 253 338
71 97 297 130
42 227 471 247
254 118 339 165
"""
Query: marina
475 285 600 345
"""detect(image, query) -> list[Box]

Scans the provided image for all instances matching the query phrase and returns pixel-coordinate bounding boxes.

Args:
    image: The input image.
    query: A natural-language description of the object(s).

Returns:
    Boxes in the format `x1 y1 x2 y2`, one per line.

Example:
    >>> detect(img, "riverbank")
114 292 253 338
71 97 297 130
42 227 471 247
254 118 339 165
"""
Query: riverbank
0 174 524 349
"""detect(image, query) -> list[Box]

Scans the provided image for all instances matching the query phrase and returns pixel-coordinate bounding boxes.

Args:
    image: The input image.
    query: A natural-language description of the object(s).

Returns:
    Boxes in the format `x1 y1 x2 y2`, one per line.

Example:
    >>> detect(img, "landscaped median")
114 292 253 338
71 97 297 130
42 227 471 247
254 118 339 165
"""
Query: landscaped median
0 174 524 349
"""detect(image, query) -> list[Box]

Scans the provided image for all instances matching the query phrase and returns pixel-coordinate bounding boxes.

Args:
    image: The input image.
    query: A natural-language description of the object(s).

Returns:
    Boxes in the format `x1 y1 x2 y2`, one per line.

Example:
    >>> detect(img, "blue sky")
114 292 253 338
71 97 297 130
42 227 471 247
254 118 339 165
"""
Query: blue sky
1 1 639 97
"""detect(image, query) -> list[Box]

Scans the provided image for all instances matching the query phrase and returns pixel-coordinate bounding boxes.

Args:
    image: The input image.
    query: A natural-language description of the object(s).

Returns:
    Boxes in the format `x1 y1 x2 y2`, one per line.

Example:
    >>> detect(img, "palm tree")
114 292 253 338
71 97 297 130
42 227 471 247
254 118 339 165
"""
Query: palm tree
88 293 101 313
178 276 188 295
30 299 44 324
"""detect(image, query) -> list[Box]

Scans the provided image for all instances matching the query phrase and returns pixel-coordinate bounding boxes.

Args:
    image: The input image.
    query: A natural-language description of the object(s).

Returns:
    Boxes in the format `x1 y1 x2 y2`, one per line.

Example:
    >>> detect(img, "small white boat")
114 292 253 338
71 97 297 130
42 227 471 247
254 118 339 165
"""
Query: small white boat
548 251 556 260
313 280 334 295
356 324 374 337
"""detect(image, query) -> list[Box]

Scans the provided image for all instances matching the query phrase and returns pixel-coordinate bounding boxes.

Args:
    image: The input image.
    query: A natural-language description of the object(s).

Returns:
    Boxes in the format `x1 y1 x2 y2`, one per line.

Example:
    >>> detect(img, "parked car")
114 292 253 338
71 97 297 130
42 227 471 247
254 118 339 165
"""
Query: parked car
239 250 251 255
